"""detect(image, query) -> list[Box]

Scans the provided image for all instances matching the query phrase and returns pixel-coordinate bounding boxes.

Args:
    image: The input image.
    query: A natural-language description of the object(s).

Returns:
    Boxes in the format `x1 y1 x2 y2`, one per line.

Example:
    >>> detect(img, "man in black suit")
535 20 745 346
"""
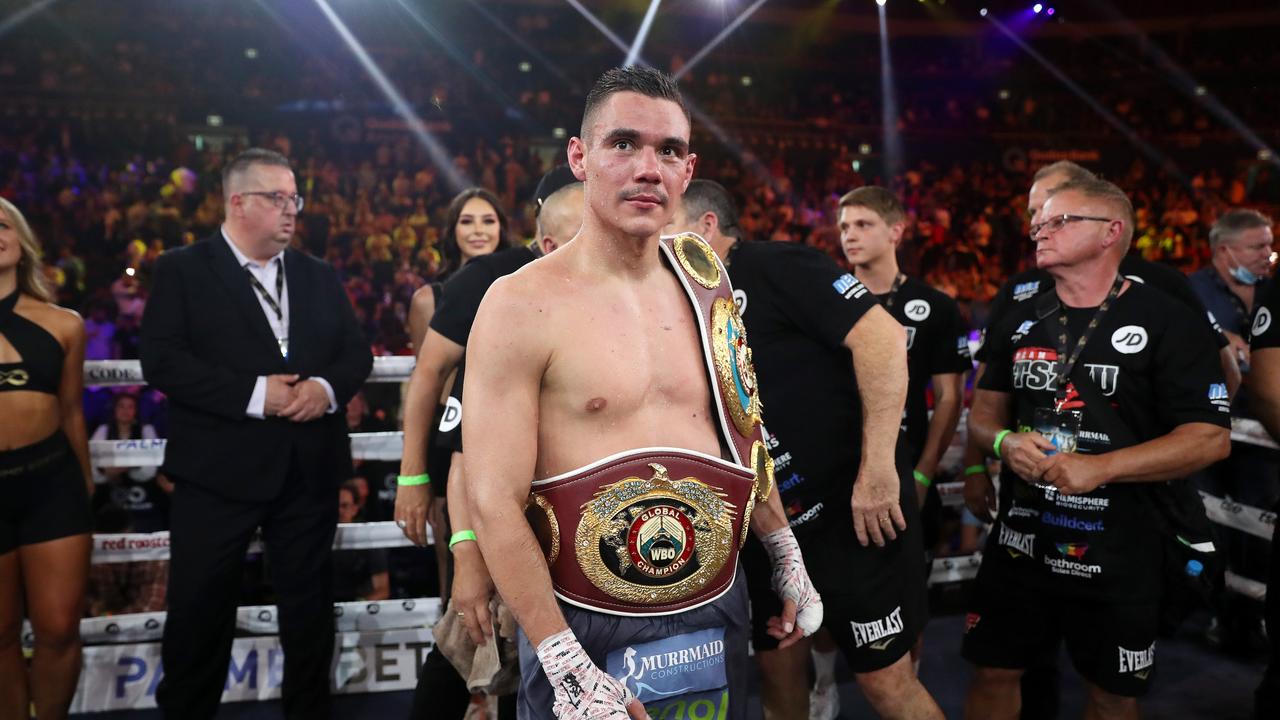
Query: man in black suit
140 148 372 719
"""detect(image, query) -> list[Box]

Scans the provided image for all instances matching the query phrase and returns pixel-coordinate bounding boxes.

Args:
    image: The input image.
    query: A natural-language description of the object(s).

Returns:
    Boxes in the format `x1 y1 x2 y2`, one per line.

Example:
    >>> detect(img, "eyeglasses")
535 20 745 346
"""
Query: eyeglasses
241 191 304 212
1029 214 1113 239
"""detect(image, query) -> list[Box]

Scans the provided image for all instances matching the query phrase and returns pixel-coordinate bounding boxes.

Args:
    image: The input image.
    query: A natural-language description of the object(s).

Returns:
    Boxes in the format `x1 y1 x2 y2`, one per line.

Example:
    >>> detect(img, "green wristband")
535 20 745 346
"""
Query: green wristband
448 530 477 549
397 474 430 487
964 464 987 477
912 470 931 487
993 429 1013 459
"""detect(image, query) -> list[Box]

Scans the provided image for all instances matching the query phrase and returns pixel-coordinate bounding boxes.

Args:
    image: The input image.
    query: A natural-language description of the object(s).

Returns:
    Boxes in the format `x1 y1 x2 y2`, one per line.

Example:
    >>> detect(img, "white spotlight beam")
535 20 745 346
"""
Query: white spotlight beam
1081 0 1278 167
564 0 632 53
0 0 60 37
561 1 783 196
877 4 902 180
673 0 771 81
312 0 468 193
625 0 664 68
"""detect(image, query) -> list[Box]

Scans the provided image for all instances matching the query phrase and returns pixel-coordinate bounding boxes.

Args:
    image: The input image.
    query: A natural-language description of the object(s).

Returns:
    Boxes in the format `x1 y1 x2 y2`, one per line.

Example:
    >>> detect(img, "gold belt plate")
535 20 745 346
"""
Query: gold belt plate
711 297 762 437
575 463 737 605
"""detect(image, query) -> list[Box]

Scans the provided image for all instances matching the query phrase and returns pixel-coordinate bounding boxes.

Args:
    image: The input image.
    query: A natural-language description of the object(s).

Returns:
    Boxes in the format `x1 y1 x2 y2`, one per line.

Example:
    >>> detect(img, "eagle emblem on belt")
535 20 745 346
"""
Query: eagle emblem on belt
576 463 736 605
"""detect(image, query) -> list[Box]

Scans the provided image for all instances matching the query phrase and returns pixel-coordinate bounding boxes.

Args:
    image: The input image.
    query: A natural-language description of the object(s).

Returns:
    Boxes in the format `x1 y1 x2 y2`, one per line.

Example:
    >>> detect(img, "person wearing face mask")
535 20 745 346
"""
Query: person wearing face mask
1189 210 1274 374
1188 209 1278 656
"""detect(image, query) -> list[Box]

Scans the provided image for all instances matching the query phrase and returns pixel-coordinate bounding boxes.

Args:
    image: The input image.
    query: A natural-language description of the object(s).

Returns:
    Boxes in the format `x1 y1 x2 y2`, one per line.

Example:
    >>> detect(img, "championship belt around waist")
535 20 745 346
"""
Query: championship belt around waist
528 447 767 616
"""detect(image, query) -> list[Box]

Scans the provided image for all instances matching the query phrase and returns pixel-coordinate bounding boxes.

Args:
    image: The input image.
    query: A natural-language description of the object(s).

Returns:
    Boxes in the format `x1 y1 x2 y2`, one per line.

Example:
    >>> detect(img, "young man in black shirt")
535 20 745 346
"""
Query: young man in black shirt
669 179 943 720
840 186 972 499
964 177 1231 719
1248 282 1280 720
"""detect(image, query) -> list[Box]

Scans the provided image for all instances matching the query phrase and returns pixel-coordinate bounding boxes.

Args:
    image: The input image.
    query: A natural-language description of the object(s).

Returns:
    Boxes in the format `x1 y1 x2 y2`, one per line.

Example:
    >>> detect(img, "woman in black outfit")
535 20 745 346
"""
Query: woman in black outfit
0 197 93 720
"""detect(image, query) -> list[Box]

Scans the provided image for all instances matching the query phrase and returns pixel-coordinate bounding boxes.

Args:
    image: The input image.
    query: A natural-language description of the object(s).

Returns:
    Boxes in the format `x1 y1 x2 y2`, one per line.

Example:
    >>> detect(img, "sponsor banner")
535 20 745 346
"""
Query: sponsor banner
929 553 982 584
92 521 424 564
606 628 727 704
937 481 965 508
367 356 416 383
69 627 434 714
90 439 167 468
24 599 439 647
1226 571 1267 602
84 357 414 388
1201 491 1275 541
89 432 405 468
1232 417 1280 450
84 360 147 387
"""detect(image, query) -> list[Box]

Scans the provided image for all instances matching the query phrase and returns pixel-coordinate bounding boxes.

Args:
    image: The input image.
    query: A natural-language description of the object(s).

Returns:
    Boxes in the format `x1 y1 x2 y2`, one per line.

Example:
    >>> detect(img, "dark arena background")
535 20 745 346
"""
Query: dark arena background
4 0 1279 718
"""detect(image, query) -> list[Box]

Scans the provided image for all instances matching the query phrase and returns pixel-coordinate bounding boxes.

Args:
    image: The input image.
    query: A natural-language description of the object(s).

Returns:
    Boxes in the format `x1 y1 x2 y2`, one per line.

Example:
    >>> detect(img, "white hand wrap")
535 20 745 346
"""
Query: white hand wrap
536 629 636 719
761 527 824 636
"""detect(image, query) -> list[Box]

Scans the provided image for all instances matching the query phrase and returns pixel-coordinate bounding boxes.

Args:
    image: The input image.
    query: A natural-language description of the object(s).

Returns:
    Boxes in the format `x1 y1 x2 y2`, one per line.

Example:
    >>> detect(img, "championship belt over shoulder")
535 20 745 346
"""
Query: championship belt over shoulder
526 233 776 616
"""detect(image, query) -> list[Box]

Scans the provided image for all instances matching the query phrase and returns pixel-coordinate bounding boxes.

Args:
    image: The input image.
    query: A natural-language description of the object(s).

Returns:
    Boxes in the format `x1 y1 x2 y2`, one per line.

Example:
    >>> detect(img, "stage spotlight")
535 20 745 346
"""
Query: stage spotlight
1033 3 1043 13
518 61 532 72
979 8 988 16
998 89 1010 100
740 75 753 87
859 143 872 155
1046 7 1055 15
207 115 223 127
552 127 566 139
244 48 258 59
1195 85 1208 96
876 0 887 6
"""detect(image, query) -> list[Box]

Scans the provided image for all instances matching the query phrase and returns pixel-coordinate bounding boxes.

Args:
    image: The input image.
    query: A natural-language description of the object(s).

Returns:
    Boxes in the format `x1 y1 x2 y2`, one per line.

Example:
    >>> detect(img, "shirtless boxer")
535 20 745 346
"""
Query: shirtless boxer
464 66 824 719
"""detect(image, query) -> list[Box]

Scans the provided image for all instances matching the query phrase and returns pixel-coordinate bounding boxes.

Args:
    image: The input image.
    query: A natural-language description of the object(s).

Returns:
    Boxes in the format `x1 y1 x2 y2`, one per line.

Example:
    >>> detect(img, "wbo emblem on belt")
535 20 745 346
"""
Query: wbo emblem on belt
576 463 736 605
712 297 762 436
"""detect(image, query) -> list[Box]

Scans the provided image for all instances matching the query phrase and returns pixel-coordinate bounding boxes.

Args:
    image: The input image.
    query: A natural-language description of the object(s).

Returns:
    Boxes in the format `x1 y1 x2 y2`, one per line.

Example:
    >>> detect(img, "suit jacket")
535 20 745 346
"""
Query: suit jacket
140 234 373 502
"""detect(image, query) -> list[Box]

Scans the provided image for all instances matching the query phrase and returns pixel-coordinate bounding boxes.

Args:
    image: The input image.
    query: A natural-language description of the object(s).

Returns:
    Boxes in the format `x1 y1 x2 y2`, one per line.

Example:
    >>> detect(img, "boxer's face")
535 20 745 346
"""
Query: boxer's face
570 91 696 240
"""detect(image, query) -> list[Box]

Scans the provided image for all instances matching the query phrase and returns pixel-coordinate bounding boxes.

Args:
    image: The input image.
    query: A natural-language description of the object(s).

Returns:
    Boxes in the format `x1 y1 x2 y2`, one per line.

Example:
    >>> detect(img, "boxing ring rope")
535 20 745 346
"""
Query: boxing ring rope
61 359 1275 711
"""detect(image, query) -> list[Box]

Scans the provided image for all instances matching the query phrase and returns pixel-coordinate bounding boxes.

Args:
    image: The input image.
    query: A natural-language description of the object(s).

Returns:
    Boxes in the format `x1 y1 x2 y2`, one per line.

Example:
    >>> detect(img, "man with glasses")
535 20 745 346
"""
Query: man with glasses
141 147 372 718
962 177 1230 719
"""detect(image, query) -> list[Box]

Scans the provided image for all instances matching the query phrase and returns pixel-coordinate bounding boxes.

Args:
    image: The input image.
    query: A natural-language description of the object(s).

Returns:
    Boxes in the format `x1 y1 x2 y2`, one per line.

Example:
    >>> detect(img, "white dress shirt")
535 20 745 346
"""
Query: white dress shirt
222 228 337 418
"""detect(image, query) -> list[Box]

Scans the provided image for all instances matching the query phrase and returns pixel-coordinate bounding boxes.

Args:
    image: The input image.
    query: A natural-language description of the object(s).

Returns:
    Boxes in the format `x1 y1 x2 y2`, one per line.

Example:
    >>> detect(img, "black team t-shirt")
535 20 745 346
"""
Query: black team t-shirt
1250 281 1280 350
977 256 1228 363
724 241 879 533
979 281 1229 600
427 246 539 494
874 276 973 462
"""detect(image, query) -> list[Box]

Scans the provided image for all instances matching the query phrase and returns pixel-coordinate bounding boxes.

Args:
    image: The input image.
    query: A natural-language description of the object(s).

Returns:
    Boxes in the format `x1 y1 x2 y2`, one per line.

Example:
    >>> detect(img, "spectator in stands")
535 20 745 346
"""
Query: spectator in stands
0 196 94 720
333 482 390 602
85 504 168 616
90 392 170 533
82 300 116 361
